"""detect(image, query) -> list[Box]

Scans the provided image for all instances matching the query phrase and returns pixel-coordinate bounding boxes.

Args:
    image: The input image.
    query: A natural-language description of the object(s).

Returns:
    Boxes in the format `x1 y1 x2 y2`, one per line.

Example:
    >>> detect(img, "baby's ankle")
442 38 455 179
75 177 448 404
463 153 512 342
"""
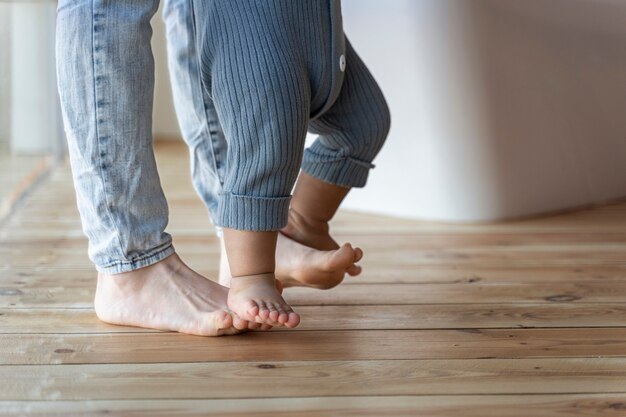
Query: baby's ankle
284 208 330 238
281 209 338 251
229 272 277 290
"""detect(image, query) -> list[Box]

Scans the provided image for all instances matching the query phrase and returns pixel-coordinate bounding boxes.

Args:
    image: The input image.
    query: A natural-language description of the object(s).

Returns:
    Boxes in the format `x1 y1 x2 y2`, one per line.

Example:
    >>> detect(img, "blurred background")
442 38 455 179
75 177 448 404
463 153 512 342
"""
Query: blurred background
2 0 626 224
0 1 64 220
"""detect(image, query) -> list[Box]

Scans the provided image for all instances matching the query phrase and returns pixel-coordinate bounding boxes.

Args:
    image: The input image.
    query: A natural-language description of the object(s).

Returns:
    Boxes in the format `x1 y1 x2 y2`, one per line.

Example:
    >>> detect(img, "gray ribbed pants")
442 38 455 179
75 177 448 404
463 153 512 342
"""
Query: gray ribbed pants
190 0 391 231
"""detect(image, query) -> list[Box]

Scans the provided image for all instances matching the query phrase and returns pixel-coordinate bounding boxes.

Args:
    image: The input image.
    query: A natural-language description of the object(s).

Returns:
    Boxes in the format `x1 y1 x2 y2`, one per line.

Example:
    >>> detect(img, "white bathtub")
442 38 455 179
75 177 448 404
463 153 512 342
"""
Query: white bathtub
339 0 626 221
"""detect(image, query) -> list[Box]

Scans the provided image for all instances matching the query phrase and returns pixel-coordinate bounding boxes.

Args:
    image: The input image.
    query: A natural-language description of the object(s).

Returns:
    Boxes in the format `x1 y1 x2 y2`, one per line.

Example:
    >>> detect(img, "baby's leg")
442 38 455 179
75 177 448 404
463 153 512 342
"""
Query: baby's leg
283 172 352 251
283 39 391 253
193 1 324 327
223 229 299 327
164 1 361 292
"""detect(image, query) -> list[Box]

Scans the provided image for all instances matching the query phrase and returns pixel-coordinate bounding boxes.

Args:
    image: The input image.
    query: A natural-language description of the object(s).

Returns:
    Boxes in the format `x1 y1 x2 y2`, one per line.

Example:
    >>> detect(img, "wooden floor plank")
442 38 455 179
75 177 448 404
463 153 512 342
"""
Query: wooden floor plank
284 281 626 305
5 358 626 400
5 231 626 249
3 303 626 333
6 279 626 308
3 394 626 417
4 265 626 287
3 328 626 365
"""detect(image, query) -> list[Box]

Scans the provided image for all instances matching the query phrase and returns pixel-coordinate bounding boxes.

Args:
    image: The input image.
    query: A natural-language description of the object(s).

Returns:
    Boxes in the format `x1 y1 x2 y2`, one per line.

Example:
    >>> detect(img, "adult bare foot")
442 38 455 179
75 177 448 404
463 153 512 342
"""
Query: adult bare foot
227 273 301 328
94 253 263 336
219 233 362 289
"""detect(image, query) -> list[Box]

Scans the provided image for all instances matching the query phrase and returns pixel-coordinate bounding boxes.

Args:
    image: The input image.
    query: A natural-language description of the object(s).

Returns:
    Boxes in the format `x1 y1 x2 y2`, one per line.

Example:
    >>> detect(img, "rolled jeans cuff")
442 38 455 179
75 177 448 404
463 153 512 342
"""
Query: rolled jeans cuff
95 242 176 275
301 147 375 188
217 192 291 231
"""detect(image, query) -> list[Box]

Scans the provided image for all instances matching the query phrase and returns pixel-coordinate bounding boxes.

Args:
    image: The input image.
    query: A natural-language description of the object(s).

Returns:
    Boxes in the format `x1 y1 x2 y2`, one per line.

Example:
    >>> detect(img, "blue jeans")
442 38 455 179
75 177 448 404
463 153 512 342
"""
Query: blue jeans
56 0 390 274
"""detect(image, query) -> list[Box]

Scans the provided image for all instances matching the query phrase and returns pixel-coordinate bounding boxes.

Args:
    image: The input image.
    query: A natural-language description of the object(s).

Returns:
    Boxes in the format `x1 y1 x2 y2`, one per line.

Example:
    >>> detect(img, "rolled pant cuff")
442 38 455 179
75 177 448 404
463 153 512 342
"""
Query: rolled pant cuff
217 192 291 231
95 242 176 275
301 148 375 188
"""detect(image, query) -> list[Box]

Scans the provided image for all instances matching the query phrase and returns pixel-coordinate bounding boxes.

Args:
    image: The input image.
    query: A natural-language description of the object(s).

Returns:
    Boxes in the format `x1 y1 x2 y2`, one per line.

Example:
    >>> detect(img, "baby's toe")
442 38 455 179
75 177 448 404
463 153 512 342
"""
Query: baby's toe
347 264 362 276
354 247 364 263
284 310 301 328
244 300 260 318
257 301 271 321
267 304 280 322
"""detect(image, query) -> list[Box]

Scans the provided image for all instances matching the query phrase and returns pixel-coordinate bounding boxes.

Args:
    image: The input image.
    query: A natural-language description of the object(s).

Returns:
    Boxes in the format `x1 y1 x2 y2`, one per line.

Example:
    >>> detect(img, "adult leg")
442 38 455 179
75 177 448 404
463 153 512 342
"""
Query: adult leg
56 0 252 336
283 39 391 251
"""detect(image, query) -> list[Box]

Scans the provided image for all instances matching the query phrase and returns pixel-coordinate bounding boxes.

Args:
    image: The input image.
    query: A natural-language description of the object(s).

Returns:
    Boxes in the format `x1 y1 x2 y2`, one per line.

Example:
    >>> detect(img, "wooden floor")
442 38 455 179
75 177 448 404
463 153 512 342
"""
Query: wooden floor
2 141 626 416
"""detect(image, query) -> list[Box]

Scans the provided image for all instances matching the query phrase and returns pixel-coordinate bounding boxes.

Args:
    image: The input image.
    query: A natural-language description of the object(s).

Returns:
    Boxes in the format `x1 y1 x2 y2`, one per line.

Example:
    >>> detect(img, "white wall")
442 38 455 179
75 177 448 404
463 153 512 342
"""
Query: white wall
0 4 11 153
340 0 626 221
339 0 499 220
8 2 63 156
151 3 180 139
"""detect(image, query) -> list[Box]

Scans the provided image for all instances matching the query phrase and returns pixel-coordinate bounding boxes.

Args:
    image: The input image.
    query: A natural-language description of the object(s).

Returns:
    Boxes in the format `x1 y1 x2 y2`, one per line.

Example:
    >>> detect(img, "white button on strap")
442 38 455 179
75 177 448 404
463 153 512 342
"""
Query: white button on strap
339 54 346 72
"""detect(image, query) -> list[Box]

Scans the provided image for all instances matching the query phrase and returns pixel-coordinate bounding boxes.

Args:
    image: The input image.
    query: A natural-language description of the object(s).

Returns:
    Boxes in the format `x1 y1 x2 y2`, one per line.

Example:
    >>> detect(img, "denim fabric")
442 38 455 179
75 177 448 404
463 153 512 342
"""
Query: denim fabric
162 0 226 236
56 0 174 274
56 0 389 273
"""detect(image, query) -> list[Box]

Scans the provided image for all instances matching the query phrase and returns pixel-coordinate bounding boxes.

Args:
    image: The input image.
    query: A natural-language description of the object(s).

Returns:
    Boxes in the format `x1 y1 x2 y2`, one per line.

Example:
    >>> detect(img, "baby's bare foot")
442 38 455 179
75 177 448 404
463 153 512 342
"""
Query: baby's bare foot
281 209 363 272
276 235 362 289
94 253 260 336
219 233 362 289
227 273 300 328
